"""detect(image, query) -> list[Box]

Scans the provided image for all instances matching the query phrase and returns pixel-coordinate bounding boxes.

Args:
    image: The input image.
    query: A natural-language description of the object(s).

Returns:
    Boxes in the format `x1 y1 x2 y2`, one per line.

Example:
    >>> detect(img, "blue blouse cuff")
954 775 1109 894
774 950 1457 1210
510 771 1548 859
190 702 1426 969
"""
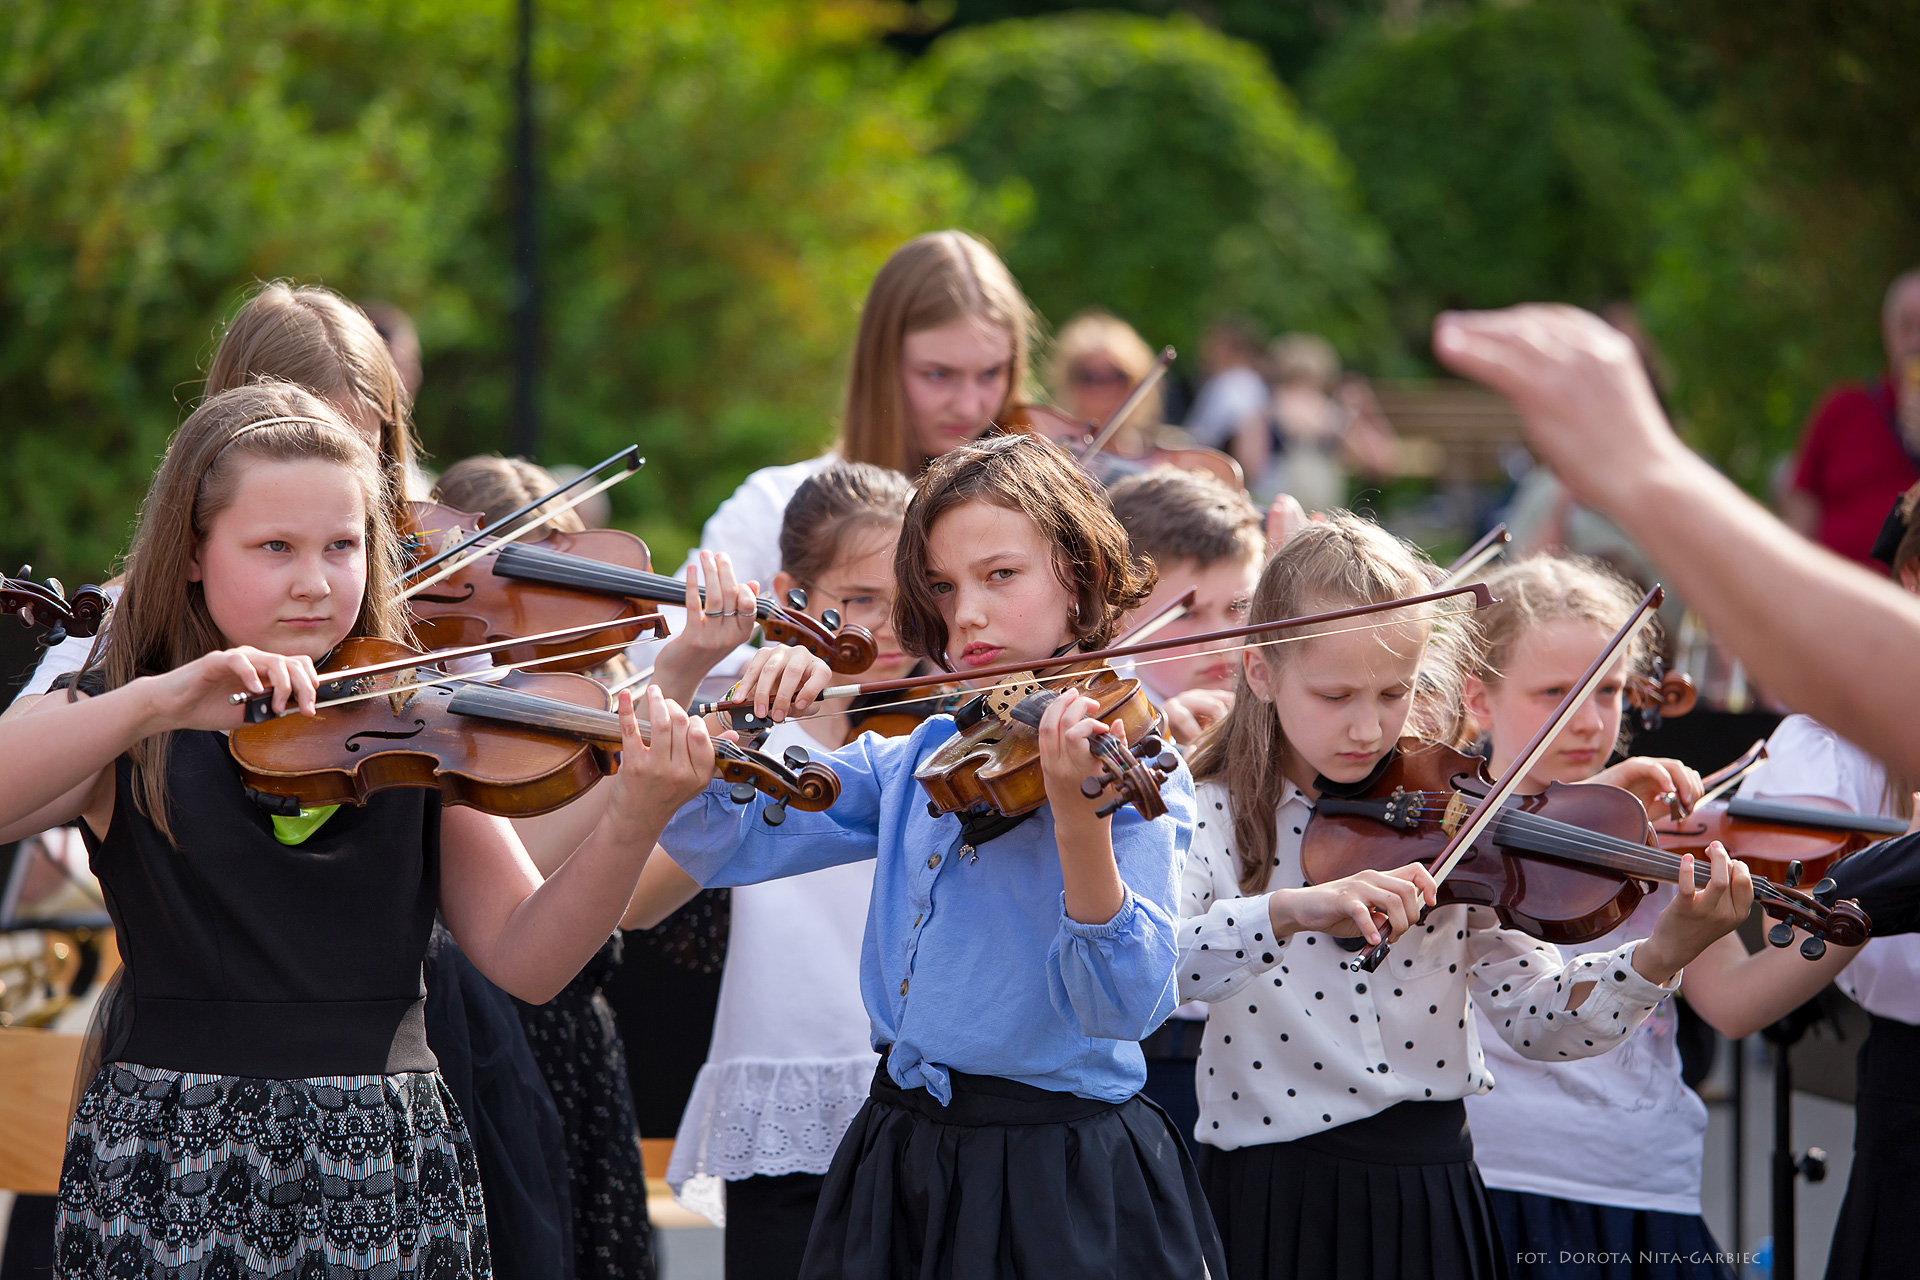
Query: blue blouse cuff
1058 886 1139 939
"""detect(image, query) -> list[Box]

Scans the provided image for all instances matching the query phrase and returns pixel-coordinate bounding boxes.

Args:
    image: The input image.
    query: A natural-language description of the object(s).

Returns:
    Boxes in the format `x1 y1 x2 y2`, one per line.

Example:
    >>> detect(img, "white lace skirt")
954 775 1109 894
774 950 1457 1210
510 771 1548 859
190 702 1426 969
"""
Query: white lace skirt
666 1054 878 1225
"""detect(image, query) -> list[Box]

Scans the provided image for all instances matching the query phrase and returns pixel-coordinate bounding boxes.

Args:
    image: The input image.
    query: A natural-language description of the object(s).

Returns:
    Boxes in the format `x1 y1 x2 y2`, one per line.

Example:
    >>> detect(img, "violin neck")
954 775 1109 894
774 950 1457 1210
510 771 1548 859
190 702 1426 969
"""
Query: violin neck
493 543 775 618
1724 797 1907 838
446 681 637 746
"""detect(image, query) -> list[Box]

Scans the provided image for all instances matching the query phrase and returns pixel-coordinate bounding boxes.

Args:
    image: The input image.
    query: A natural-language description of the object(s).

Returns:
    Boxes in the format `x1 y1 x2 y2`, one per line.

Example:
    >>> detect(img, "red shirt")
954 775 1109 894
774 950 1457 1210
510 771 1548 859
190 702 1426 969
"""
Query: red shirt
1790 376 1918 568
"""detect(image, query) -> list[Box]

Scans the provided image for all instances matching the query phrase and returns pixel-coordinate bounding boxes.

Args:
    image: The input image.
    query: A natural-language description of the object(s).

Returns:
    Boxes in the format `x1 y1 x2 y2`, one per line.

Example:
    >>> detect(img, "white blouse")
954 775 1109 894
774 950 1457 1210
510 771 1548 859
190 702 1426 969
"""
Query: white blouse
1738 714 1920 1026
1179 778 1680 1149
666 719 879 1224
627 454 838 686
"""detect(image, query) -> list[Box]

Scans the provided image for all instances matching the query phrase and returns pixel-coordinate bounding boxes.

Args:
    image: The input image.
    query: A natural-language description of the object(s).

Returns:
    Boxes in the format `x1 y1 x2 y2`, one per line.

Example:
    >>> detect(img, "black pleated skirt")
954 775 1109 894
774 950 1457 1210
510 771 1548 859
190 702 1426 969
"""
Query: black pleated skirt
1488 1188 1734 1279
1198 1099 1507 1280
798 1056 1227 1280
1826 1014 1920 1280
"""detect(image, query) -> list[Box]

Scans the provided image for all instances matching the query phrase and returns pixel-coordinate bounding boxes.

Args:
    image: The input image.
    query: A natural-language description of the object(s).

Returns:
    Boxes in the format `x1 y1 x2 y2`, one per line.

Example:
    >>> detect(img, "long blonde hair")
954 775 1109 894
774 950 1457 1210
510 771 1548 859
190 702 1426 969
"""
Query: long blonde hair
96 383 404 845
206 281 422 510
1190 512 1469 892
839 231 1037 475
1469 554 1651 757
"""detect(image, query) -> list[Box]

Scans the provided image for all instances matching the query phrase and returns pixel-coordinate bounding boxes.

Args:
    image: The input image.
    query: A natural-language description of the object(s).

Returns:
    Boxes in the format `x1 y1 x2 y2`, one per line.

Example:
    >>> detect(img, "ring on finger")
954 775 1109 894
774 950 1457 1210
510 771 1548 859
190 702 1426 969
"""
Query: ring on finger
703 608 728 617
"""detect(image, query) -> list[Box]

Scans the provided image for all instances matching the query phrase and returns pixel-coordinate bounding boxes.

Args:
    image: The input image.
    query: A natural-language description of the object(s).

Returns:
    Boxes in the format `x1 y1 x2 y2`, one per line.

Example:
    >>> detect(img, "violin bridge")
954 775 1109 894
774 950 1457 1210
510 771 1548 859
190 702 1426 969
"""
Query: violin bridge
386 667 421 718
1441 790 1472 836
984 673 1044 725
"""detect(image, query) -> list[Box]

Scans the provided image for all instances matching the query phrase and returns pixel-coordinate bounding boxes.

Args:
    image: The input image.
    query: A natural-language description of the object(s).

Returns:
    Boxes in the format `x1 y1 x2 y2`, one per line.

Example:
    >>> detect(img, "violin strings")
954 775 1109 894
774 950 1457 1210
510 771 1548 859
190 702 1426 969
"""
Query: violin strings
397 467 636 600
286 640 639 717
772 605 1484 728
1371 796 1806 906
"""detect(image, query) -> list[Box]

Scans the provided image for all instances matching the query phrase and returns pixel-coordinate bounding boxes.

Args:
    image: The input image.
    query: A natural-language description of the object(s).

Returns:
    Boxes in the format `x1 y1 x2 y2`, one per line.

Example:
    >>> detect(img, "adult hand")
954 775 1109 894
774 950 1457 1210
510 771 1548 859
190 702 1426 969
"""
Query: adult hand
1432 306 1689 517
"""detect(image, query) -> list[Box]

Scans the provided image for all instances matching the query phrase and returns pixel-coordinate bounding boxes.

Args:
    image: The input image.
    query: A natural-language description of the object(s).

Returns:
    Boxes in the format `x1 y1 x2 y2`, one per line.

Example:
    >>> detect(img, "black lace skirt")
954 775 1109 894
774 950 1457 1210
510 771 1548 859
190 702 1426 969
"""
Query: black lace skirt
55 1062 489 1279
800 1057 1226 1280
1199 1099 1506 1280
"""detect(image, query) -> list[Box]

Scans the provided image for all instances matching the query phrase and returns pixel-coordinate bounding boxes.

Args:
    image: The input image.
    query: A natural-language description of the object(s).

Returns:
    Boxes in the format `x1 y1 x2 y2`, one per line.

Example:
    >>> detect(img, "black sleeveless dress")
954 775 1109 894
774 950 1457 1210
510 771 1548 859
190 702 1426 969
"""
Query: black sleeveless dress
54 728 489 1279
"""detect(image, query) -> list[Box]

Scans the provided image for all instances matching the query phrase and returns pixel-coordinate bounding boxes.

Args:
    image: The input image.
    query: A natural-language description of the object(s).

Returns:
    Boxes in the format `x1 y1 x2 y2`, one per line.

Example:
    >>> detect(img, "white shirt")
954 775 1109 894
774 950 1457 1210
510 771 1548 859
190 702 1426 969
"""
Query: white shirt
14 584 121 702
1738 715 1920 1025
1466 884 1710 1214
1184 367 1268 451
628 454 839 685
666 718 879 1223
1180 778 1680 1149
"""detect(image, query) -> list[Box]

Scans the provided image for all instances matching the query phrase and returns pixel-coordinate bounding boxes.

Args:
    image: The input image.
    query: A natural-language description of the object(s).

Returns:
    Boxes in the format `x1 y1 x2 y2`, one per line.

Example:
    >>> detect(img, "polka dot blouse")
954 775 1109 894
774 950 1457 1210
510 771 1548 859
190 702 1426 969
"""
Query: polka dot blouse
1179 778 1680 1150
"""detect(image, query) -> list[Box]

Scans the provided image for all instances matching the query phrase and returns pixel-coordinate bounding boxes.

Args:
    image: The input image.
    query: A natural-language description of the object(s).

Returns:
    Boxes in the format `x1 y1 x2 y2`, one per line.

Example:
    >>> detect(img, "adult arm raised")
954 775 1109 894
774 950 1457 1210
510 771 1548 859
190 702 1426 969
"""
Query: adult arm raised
1434 305 1920 778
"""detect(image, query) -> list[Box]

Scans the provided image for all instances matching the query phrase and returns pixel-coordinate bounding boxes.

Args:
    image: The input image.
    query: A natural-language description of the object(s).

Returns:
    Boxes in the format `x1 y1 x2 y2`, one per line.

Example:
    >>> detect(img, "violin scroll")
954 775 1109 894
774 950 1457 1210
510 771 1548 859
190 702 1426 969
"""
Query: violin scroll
4 570 112 646
1079 732 1180 822
1626 660 1696 730
716 741 841 825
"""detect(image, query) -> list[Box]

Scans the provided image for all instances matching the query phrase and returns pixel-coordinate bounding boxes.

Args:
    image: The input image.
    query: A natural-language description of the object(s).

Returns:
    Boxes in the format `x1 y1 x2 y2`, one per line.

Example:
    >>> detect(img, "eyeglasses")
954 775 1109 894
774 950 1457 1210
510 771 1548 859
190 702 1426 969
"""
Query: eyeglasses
1068 364 1130 388
809 586 894 628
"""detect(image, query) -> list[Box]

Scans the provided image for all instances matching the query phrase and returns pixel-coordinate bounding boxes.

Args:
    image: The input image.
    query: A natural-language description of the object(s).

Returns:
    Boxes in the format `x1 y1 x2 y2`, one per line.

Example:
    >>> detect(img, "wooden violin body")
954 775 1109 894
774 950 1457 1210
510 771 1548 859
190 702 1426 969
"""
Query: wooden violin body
230 636 841 821
1302 739 1871 954
1656 795 1906 887
1305 740 1655 945
914 659 1176 821
402 502 662 674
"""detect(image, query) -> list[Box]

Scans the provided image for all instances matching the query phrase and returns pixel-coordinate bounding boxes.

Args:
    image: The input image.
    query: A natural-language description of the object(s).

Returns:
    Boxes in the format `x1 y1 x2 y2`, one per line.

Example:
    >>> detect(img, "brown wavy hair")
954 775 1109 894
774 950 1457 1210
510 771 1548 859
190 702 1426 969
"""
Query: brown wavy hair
93 382 405 845
1189 512 1471 892
892 434 1154 669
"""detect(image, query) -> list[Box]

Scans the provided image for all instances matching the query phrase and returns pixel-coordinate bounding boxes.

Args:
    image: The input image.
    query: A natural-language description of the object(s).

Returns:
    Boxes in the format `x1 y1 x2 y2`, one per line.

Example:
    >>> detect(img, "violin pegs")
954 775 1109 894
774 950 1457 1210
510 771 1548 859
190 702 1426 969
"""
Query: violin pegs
1810 877 1838 906
785 588 808 610
1767 921 1795 949
1080 775 1107 800
729 782 758 805
1094 796 1127 819
762 801 787 827
1800 934 1828 962
40 626 67 648
45 575 63 597
1131 736 1164 760
1784 860 1804 889
820 608 841 631
1154 751 1179 773
927 800 943 819
783 744 811 769
15 565 29 579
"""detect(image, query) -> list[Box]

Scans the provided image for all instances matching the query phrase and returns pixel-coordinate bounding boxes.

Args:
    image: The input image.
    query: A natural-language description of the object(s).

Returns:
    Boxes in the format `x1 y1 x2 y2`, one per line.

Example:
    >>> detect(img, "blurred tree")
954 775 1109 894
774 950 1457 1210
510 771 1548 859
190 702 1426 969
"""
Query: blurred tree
923 11 1392 377
1307 1 1690 352
0 0 966 581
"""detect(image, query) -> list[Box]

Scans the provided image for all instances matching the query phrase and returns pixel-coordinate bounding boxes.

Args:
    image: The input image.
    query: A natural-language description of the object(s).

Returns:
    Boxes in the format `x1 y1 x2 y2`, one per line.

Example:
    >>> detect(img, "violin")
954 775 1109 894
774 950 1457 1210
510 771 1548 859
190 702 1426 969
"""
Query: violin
4 571 111 646
1302 738 1872 959
843 673 968 739
914 659 1180 822
997 404 1244 491
229 635 841 823
405 502 878 675
1625 659 1697 729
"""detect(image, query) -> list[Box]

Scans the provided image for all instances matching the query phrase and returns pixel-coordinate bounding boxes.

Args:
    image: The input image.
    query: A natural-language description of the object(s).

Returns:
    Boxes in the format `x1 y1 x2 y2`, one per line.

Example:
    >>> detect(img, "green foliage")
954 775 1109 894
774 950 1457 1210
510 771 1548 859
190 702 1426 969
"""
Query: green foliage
922 12 1393 372
0 0 966 581
1309 2 1690 347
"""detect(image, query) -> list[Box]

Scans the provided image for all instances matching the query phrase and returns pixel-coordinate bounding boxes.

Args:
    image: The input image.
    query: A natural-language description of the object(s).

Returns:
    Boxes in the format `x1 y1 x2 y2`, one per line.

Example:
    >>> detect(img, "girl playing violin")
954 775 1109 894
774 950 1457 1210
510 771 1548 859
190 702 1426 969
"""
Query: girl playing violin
606 463 922 1280
652 433 1227 1279
679 229 1036 607
1457 554 1740 1279
0 384 725 1280
1179 517 1750 1280
11 281 423 707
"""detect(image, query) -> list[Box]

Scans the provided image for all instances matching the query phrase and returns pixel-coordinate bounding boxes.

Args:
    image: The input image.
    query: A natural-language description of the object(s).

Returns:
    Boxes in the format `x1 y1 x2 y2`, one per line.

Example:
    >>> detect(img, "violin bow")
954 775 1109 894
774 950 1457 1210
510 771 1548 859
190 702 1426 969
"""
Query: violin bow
1436 524 1510 590
227 613 670 720
1349 586 1663 973
398 447 644 597
703 582 1496 718
240 639 641 720
1074 347 1176 463
1113 587 1198 648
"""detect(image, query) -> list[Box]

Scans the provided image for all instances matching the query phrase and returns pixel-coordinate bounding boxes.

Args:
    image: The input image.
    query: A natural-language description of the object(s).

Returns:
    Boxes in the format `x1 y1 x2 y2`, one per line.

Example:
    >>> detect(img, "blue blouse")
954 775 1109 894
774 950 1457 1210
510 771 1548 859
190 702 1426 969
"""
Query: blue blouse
660 715 1193 1105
